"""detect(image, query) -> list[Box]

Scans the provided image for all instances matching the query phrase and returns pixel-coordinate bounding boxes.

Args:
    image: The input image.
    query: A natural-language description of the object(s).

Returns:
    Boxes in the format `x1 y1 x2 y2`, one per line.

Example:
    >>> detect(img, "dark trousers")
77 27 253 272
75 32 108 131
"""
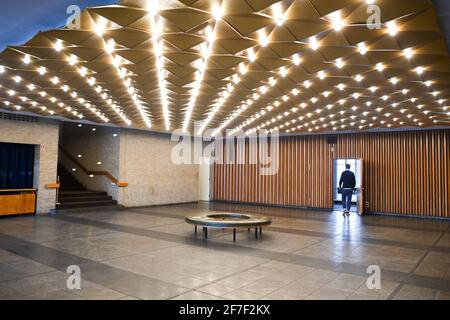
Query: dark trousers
341 188 353 211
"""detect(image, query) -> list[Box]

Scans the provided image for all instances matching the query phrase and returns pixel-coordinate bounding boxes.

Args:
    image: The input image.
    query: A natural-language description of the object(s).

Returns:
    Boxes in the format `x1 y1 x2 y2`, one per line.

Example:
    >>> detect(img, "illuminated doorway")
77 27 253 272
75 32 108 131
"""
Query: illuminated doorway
333 159 364 215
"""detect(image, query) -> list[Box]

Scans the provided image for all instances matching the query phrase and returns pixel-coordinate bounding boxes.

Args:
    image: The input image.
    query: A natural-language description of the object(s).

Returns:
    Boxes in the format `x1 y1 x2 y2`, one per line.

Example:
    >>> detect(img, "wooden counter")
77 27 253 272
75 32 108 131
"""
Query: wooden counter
0 189 36 216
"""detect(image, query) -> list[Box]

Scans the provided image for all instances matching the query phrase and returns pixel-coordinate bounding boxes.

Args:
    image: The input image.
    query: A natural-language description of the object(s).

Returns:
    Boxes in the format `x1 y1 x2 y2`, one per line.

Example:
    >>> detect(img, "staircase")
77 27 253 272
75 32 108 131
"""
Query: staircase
57 165 117 210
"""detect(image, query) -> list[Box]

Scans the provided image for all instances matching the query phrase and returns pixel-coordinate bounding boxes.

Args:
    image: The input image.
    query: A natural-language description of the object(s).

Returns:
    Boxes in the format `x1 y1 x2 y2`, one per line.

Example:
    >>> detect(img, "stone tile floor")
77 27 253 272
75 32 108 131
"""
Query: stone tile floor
0 202 449 300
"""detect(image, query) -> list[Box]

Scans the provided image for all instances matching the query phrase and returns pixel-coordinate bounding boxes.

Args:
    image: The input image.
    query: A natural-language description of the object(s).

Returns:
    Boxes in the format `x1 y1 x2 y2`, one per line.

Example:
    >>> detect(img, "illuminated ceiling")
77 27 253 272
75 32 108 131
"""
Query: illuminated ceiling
0 0 449 136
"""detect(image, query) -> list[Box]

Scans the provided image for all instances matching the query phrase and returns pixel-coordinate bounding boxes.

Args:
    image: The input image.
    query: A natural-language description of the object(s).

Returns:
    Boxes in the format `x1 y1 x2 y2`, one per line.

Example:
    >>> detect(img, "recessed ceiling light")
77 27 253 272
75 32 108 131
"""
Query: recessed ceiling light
54 39 63 52
69 54 77 66
387 21 398 36
238 63 247 74
88 77 96 86
330 11 344 31
212 3 223 21
309 36 319 50
358 42 367 55
272 2 285 26
23 54 31 64
292 54 301 66
390 77 399 85
403 48 413 59
258 30 269 47
105 39 115 54
38 66 47 75
415 66 424 74
247 48 256 62
79 67 87 77
94 20 105 36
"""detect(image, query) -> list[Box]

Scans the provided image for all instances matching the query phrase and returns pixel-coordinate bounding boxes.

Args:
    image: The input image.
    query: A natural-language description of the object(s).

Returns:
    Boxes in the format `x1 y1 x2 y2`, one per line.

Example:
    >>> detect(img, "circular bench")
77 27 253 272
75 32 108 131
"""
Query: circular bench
185 213 272 242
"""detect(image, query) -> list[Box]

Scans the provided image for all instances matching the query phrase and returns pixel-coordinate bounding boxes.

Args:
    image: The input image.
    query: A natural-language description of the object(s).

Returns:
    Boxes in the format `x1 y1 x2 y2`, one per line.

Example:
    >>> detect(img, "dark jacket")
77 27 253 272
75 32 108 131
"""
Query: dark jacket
339 170 356 189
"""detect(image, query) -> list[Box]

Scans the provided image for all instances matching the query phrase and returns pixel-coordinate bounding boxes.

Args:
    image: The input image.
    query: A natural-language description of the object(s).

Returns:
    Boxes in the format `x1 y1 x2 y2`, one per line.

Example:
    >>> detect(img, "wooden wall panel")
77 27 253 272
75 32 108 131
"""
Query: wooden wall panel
211 129 450 218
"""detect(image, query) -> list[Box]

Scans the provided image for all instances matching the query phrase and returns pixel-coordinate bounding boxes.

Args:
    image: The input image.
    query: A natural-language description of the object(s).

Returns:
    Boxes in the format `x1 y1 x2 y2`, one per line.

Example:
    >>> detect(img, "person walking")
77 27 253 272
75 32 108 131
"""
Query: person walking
339 164 356 217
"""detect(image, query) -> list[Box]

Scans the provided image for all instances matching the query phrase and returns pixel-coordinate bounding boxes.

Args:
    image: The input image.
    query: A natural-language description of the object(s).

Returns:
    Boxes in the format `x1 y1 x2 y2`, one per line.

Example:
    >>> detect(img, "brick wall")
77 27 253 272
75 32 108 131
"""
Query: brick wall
118 130 199 207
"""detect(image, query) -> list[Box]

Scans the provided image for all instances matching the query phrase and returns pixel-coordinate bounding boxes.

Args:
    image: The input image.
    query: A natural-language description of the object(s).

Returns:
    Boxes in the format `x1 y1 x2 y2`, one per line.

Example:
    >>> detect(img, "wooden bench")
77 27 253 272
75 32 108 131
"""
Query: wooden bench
185 213 272 242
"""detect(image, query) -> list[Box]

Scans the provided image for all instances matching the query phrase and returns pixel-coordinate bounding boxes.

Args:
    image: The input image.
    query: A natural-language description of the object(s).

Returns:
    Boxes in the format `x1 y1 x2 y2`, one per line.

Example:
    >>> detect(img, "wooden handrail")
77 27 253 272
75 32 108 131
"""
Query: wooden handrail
59 146 128 187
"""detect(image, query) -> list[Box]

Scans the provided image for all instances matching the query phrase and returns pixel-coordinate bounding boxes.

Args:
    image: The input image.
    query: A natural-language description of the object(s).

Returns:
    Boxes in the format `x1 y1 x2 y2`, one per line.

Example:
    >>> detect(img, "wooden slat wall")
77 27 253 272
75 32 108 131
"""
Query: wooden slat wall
212 129 450 218
213 135 333 209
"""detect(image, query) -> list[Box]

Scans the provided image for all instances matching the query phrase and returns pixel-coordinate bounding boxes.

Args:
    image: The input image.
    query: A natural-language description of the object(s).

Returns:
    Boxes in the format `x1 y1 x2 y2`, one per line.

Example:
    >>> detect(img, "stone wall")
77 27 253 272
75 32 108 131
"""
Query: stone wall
118 130 199 207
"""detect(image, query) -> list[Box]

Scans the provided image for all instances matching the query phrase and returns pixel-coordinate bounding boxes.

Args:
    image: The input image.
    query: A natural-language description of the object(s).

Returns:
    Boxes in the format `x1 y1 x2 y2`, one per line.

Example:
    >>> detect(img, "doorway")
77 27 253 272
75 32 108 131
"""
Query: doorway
333 159 364 214
198 157 211 202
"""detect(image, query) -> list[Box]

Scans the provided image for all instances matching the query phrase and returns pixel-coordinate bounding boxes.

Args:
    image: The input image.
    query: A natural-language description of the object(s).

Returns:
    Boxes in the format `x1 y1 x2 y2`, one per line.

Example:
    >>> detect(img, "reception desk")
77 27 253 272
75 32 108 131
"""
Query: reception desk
0 189 36 216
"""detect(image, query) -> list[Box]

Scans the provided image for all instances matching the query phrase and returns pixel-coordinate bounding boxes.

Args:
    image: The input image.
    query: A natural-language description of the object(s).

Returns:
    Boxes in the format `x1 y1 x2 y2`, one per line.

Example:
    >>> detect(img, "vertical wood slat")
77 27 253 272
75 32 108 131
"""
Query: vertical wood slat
211 129 450 218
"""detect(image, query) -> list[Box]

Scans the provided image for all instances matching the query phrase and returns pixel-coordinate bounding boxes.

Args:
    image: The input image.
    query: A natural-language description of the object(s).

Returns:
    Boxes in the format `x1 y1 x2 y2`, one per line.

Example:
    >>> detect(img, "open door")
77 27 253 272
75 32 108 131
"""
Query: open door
333 159 364 215
356 159 364 215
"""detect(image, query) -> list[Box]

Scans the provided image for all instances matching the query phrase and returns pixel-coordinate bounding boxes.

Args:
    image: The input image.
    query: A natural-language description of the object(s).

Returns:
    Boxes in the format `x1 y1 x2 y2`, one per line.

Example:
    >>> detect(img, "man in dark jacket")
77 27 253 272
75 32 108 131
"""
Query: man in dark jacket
339 164 356 216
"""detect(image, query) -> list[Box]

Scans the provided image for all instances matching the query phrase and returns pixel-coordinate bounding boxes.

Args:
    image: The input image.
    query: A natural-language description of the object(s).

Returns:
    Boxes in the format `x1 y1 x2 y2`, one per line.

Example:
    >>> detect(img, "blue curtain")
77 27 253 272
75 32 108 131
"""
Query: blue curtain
0 143 35 189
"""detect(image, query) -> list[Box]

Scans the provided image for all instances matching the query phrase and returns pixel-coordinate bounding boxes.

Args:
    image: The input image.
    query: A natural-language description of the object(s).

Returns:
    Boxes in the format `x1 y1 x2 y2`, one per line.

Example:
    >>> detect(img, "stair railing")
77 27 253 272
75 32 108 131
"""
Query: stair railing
58 146 128 187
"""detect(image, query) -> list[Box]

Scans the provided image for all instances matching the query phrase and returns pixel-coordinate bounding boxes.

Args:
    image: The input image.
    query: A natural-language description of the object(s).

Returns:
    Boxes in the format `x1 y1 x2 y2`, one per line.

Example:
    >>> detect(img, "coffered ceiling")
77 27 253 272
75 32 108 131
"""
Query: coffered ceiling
0 0 449 135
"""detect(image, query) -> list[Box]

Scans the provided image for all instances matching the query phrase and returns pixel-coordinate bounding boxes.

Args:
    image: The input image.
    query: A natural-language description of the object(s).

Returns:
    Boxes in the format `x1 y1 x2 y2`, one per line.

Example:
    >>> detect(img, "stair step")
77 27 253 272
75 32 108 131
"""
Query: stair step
59 187 87 191
59 181 80 184
59 190 108 197
56 200 118 209
57 163 116 210
60 183 84 188
58 195 113 202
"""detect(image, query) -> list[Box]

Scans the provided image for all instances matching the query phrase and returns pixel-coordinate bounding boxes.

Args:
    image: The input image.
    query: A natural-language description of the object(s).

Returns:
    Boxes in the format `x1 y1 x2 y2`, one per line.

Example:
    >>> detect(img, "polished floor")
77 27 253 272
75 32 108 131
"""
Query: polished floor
0 202 450 300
